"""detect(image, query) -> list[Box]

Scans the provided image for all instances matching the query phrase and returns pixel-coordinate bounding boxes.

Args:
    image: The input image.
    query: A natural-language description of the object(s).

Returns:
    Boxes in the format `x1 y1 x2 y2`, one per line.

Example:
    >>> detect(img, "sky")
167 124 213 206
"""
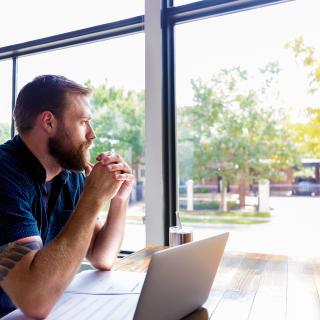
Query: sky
175 0 320 116
1 0 320 125
0 0 144 46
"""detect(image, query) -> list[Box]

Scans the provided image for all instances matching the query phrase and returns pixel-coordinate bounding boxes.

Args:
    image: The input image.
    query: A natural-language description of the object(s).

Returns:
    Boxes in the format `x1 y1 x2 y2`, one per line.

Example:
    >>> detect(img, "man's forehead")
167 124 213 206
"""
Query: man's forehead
64 93 92 117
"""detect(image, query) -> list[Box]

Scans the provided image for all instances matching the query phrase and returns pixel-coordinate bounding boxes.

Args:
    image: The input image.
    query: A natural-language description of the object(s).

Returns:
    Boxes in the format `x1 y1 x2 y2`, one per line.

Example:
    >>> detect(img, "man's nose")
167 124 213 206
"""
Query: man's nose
87 123 96 140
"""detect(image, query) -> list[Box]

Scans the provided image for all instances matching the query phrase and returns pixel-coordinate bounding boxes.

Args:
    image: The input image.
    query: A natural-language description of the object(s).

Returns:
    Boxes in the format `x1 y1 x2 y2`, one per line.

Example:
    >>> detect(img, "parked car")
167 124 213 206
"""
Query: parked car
292 177 319 196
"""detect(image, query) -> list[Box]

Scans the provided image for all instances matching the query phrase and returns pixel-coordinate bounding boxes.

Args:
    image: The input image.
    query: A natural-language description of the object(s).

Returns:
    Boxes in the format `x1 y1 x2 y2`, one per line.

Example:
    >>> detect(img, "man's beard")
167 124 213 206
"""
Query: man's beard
48 128 90 172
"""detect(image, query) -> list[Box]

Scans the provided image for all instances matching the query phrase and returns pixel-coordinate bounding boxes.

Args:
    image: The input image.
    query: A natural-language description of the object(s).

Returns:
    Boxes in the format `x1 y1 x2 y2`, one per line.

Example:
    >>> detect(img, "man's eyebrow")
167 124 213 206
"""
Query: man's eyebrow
78 115 92 121
0 240 43 282
79 112 93 119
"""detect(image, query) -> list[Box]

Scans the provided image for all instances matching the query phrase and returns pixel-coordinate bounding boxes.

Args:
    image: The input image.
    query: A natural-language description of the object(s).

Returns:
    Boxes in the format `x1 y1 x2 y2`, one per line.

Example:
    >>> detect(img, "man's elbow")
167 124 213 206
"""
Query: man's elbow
90 260 113 271
88 256 114 271
22 307 52 320
18 300 53 319
13 290 58 319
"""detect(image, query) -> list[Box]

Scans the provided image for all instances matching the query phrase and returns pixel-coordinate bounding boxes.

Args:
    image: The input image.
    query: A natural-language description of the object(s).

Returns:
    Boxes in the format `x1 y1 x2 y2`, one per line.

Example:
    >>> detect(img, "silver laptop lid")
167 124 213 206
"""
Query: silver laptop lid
133 232 229 320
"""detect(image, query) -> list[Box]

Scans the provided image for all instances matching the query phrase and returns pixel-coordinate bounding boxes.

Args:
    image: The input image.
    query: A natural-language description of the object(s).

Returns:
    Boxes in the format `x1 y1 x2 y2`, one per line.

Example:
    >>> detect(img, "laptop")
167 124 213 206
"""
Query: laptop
2 232 228 320
133 232 229 320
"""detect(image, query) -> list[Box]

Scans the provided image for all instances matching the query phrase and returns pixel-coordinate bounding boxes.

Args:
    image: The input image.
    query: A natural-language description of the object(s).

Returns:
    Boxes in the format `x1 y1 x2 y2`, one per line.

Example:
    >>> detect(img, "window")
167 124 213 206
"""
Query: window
2 0 318 253
174 0 195 5
17 33 145 251
0 60 12 143
0 0 144 46
176 0 320 255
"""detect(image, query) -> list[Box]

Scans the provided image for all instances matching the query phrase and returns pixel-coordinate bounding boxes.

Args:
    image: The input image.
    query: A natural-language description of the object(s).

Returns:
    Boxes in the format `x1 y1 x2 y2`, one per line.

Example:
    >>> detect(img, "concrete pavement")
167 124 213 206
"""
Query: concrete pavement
122 197 320 257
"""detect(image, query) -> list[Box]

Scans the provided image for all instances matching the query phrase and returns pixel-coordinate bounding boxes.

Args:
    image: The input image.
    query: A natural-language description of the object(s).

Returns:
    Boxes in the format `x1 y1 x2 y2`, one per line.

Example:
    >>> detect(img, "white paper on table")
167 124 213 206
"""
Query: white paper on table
1 271 146 320
2 293 140 320
65 270 146 295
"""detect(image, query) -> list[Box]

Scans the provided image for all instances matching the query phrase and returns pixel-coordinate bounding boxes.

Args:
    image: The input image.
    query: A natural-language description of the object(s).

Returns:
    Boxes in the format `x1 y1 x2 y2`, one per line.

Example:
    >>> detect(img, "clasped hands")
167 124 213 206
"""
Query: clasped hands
84 152 135 201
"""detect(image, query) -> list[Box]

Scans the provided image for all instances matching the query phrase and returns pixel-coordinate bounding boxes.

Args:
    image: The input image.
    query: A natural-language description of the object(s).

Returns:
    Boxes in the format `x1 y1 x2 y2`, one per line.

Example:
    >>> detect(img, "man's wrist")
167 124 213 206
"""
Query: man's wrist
80 190 106 212
111 195 130 204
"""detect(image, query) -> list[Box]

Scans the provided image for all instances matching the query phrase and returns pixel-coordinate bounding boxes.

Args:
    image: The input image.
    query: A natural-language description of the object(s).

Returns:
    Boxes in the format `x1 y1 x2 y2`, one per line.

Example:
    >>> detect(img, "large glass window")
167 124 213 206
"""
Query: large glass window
0 60 12 143
0 0 144 46
176 0 320 256
174 0 195 5
17 34 145 251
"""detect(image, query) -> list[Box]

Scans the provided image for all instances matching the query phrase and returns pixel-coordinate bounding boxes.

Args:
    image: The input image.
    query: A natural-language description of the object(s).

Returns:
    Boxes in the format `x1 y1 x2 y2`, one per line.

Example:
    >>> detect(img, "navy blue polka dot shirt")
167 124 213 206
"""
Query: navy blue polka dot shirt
0 135 85 316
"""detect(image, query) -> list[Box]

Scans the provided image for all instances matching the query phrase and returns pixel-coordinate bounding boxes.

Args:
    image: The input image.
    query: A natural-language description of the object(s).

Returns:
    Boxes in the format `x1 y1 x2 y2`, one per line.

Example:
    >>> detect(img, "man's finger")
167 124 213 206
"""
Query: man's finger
114 173 135 181
84 162 94 176
96 152 113 161
98 154 123 166
107 163 132 174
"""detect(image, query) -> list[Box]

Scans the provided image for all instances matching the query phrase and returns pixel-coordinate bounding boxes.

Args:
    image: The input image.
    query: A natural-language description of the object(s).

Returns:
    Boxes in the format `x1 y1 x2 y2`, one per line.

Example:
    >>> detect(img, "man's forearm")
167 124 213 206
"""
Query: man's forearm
3 192 105 318
86 197 128 270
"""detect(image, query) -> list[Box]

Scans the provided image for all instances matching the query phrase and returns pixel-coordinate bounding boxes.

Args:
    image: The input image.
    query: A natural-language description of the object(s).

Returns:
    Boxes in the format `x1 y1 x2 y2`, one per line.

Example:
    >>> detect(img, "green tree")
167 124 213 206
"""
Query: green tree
0 122 10 144
178 65 299 211
290 109 320 158
286 38 320 158
87 81 145 181
286 37 320 94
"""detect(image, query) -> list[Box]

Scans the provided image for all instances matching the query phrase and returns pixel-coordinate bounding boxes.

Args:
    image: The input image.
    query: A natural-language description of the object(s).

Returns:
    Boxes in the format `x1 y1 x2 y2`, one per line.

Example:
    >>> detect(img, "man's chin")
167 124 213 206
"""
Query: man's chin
63 156 88 172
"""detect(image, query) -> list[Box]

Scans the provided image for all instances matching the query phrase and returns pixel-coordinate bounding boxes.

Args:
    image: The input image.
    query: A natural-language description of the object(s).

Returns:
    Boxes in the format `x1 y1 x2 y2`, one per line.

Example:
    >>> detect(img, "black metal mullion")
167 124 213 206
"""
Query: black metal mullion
162 0 177 245
0 16 144 60
11 57 17 138
0 27 144 61
168 0 292 24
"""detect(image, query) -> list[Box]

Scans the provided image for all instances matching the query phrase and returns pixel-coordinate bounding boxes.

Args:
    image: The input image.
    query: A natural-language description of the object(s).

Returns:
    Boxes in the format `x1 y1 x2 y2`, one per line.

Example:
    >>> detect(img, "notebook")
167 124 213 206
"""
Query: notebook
2 232 229 320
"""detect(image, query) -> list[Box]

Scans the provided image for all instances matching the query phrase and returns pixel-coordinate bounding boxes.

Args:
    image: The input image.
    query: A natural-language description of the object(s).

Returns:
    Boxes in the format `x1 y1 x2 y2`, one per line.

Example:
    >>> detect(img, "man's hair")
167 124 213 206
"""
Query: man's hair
14 75 91 133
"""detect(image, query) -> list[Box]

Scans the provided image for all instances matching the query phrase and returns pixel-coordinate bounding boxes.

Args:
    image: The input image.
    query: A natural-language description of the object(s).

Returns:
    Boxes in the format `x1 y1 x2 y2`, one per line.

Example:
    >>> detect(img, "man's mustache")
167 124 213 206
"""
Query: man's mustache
83 141 93 149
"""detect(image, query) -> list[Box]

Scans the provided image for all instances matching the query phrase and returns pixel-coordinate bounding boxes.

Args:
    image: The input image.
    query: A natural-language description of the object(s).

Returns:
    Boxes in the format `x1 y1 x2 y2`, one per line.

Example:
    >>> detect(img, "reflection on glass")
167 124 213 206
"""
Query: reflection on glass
0 60 12 143
17 34 145 251
176 0 320 256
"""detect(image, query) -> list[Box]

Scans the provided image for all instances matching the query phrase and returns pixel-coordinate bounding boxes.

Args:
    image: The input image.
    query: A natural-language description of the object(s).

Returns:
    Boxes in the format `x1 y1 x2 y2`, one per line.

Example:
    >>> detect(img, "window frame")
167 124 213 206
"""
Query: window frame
0 0 291 246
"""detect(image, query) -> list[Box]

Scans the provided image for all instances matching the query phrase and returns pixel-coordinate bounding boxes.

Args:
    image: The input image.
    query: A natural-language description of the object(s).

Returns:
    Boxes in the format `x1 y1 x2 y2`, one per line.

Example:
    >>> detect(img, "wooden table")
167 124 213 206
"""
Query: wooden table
113 247 320 320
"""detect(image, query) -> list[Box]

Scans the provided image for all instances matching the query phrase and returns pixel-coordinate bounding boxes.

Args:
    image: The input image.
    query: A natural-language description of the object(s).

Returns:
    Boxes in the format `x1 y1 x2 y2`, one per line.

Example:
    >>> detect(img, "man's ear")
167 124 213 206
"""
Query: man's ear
38 111 57 135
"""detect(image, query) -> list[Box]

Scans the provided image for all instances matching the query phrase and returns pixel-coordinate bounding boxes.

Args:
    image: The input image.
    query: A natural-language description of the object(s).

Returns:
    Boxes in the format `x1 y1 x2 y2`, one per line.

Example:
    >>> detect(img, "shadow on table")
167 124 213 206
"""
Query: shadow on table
183 307 209 320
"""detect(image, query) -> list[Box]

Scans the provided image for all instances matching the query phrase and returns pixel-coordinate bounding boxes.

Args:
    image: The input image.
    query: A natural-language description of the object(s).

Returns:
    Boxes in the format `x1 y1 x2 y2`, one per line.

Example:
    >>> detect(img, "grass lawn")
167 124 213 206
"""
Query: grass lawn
180 217 269 224
179 210 270 218
179 210 271 225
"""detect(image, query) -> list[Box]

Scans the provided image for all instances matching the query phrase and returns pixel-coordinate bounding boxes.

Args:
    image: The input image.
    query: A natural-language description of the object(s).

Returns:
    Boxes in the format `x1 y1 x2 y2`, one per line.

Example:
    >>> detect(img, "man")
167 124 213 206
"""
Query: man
0 75 134 318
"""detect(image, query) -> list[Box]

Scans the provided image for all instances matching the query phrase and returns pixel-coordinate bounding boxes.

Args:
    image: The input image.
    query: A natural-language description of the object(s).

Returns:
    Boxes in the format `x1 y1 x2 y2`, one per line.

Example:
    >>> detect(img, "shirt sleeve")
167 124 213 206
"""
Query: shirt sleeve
0 159 40 245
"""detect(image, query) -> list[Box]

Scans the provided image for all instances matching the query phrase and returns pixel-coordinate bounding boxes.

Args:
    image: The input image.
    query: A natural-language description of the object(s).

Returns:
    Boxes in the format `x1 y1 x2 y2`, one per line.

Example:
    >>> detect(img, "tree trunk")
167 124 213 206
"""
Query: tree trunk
220 183 228 212
133 162 141 182
239 180 247 208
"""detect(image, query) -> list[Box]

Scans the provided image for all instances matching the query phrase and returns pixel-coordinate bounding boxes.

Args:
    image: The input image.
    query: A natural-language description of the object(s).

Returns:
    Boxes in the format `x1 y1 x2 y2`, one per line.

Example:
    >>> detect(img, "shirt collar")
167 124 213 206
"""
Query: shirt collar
13 135 70 184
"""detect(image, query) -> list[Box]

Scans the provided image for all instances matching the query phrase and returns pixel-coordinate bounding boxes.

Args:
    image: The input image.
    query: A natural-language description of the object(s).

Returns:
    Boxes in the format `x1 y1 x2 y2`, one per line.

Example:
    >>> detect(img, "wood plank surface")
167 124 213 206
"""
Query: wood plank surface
112 247 320 320
112 246 164 272
286 256 320 320
312 256 320 305
210 253 268 320
248 254 287 320
204 252 245 316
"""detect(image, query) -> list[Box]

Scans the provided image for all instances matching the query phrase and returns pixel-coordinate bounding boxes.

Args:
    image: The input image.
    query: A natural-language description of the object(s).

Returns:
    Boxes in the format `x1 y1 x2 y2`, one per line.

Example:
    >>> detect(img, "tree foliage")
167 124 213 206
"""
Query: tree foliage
286 37 320 94
86 81 145 178
0 122 10 144
286 38 320 158
290 109 320 158
178 65 299 189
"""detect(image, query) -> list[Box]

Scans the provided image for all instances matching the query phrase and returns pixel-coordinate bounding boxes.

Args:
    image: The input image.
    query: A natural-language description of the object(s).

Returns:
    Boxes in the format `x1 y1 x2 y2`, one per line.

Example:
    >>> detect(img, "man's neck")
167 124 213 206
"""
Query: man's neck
19 133 62 182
